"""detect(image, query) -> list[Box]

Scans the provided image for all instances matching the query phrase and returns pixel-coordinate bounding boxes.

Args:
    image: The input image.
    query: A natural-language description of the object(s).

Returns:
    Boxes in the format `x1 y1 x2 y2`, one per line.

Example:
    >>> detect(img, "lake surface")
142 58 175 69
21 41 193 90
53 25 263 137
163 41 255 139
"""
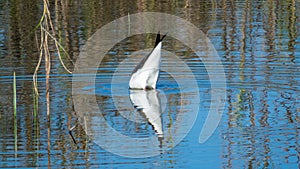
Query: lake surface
0 0 300 168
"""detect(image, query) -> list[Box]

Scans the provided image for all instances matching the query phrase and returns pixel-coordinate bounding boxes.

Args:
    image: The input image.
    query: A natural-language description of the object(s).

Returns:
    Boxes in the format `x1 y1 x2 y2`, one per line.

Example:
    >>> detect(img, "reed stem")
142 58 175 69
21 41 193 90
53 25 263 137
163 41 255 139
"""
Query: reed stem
13 72 17 117
13 72 17 155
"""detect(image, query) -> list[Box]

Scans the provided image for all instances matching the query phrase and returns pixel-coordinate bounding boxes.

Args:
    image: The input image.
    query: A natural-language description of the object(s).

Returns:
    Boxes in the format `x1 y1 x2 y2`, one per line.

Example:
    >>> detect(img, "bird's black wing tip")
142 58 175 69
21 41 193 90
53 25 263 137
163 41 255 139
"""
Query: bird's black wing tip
155 32 161 46
160 32 167 41
154 31 167 47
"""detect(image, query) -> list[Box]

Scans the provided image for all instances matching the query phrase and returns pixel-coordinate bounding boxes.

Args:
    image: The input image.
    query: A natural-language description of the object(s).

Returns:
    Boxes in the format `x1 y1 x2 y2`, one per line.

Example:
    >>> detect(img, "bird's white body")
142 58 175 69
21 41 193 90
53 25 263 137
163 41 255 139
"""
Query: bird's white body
129 33 166 90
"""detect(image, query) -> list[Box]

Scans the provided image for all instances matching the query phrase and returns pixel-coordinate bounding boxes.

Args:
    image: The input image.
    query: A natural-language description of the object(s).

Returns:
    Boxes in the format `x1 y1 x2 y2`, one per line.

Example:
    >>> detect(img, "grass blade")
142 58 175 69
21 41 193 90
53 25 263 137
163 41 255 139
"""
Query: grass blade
13 72 17 117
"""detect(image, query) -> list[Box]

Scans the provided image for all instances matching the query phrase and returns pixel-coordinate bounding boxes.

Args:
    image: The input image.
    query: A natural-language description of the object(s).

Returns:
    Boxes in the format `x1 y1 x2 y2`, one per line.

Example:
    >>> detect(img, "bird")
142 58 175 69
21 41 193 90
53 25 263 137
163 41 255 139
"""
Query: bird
129 32 167 90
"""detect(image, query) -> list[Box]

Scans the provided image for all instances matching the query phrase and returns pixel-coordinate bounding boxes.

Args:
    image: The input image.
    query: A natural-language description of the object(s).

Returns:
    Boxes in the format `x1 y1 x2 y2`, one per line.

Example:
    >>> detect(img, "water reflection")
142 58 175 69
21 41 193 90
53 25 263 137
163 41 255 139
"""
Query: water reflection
129 90 163 138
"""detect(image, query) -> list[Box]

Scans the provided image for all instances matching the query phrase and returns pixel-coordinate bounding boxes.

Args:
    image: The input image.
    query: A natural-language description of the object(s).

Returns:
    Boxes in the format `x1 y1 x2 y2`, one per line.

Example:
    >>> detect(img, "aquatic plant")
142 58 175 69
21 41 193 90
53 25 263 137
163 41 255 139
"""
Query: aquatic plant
13 72 17 117
33 0 72 96
32 0 73 119
13 72 17 155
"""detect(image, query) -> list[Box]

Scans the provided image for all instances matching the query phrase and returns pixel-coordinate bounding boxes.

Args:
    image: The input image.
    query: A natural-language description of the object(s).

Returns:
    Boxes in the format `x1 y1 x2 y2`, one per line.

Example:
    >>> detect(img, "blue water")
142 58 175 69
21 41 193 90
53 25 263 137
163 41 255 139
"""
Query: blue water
0 0 300 168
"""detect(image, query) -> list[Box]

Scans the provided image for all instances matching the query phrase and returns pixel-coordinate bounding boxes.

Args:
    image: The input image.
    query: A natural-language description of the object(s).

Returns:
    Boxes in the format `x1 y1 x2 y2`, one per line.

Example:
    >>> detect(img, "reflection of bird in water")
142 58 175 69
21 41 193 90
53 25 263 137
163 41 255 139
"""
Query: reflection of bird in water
129 90 163 139
129 32 167 90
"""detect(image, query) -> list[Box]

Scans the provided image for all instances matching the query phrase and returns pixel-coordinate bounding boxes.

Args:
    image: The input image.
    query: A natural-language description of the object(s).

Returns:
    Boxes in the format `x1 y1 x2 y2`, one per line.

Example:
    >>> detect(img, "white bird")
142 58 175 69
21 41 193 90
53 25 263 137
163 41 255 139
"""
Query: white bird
129 32 167 90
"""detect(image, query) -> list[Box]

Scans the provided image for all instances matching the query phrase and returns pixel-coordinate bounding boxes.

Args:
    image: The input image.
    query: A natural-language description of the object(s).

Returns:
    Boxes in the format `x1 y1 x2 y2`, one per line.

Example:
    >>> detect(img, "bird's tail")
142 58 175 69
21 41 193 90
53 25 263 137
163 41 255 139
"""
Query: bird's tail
154 31 167 47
